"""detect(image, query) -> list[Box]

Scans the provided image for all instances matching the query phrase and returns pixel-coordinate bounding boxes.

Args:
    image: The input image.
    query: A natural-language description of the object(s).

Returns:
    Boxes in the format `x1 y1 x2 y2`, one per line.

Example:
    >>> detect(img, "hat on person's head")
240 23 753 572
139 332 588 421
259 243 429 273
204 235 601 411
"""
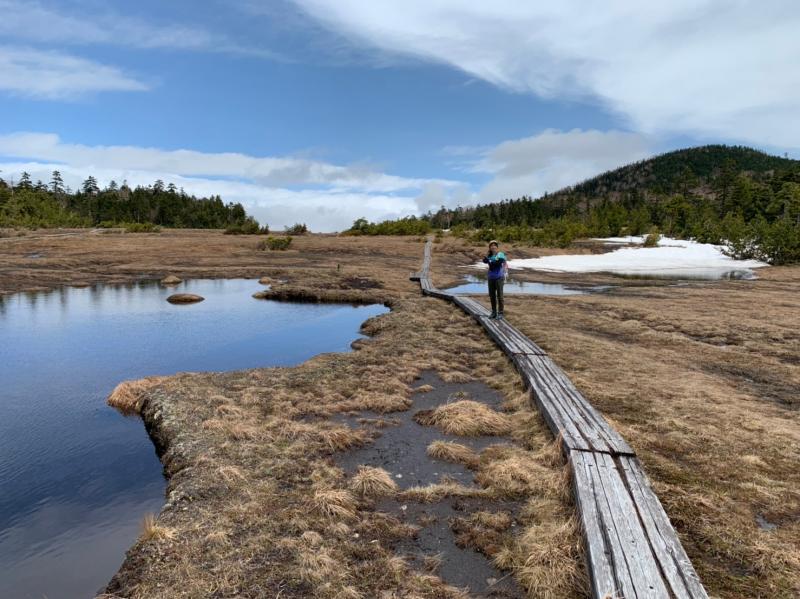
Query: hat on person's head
488 240 499 247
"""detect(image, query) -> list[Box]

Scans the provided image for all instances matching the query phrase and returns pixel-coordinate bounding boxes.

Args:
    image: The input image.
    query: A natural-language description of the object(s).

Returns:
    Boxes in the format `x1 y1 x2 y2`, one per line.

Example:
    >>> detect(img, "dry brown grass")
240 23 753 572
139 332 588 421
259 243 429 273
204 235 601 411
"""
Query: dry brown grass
0 229 475 299
400 479 492 504
312 489 359 521
426 440 480 468
349 466 398 498
414 400 512 436
107 377 167 413
494 516 587 599
140 513 176 542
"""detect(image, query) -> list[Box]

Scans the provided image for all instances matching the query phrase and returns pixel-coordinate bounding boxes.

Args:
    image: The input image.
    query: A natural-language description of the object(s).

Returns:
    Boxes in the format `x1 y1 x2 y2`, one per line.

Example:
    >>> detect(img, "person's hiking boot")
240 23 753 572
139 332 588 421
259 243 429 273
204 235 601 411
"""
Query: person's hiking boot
489 311 498 319
497 312 504 320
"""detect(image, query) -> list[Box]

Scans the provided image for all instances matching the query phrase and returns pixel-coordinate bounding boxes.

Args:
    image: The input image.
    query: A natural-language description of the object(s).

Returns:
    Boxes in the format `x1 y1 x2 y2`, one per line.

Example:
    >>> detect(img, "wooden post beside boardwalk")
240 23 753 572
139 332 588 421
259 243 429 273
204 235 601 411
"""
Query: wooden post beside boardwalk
412 240 707 599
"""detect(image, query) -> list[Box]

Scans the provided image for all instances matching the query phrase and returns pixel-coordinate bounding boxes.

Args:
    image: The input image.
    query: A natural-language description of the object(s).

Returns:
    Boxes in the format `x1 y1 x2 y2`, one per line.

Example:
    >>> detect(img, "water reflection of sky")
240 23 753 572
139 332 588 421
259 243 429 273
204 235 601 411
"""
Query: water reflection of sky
0 279 387 599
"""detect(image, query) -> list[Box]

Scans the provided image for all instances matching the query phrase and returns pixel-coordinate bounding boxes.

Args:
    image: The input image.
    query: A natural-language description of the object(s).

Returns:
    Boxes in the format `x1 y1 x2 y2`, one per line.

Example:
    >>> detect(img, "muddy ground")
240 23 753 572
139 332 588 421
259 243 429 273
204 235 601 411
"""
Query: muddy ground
2 229 799 598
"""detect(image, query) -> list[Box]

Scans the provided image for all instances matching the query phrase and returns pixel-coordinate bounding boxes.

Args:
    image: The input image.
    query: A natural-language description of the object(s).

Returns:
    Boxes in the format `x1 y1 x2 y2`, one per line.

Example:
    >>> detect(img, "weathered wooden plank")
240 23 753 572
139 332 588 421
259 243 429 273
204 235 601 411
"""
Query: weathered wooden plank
524 356 610 453
525 355 611 453
533 355 634 456
584 452 640 599
570 451 622 599
453 296 491 318
596 453 671 598
480 317 547 355
423 287 454 301
515 354 593 452
536 357 631 455
619 457 708 599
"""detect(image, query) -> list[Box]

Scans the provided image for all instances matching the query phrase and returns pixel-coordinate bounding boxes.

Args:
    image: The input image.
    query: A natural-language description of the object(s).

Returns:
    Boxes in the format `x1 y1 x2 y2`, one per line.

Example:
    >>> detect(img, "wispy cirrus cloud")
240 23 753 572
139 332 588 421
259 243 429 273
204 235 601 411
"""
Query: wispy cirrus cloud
0 0 285 59
0 47 148 99
289 0 800 149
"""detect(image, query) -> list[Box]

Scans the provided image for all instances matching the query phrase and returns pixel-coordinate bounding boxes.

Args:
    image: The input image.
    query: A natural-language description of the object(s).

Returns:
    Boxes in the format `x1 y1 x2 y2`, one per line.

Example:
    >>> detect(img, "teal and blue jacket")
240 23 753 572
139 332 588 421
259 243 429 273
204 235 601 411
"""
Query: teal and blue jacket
483 251 506 280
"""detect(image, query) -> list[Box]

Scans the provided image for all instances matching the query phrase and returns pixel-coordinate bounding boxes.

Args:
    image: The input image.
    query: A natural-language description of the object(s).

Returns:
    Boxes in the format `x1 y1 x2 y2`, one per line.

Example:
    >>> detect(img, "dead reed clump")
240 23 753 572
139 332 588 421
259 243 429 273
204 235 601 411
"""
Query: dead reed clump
319 427 371 452
297 544 341 585
439 370 473 384
451 510 513 559
342 391 412 414
476 445 570 501
414 400 512 436
426 440 480 468
501 517 588 599
349 466 398 498
400 478 491 503
312 489 358 521
107 376 167 413
140 513 176 542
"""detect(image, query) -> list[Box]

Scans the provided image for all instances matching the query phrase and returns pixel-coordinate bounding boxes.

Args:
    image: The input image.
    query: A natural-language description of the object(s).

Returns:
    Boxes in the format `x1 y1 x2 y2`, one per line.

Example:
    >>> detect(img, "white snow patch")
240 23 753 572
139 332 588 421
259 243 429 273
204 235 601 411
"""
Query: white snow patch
495 237 769 279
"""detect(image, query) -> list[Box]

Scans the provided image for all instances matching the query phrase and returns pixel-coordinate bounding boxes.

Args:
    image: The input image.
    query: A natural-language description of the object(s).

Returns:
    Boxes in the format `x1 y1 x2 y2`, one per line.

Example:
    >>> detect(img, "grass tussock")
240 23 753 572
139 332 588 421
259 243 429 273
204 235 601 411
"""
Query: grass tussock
318 426 370 452
476 445 571 501
349 466 398 498
141 513 175 542
107 376 166 413
312 489 358 521
414 400 511 436
494 516 587 599
400 478 491 504
426 440 480 468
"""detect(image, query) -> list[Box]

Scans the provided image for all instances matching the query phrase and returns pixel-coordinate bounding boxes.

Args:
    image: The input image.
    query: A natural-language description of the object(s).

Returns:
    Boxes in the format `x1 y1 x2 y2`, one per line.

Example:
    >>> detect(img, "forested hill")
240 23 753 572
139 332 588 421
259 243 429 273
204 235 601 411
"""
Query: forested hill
347 144 799 264
0 171 258 230
560 145 796 199
427 145 800 230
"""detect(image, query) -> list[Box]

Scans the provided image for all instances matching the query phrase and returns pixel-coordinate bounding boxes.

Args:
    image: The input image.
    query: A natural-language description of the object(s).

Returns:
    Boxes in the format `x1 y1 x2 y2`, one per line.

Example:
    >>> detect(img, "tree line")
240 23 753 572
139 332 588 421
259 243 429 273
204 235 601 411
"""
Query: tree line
0 170 256 230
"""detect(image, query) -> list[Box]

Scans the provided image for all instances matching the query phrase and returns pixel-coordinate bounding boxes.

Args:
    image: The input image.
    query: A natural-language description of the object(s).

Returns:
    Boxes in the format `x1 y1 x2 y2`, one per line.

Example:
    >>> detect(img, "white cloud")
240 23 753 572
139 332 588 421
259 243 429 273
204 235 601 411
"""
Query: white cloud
0 133 467 231
0 47 148 98
465 129 653 201
291 0 800 149
0 132 460 192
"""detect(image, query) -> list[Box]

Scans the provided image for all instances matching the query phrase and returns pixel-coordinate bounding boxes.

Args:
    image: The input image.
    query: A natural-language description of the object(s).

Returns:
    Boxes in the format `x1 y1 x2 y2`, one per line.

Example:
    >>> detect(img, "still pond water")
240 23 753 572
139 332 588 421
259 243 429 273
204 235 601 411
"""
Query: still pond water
444 274 612 295
0 279 387 599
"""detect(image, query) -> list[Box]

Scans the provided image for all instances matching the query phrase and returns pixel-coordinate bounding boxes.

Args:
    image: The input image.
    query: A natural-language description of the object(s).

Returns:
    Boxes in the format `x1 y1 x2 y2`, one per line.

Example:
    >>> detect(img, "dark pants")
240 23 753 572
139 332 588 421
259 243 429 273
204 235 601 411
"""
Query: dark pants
488 278 504 314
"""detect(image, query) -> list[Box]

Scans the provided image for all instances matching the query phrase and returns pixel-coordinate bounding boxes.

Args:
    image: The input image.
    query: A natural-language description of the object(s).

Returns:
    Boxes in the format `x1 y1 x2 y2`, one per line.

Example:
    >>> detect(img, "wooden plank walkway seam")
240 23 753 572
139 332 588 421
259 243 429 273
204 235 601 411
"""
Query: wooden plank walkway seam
410 240 708 599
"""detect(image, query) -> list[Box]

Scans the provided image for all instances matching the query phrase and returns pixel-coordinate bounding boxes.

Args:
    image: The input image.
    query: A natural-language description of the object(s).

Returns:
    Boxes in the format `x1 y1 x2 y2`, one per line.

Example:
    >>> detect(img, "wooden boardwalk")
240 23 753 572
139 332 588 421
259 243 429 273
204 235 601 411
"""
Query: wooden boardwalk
412 241 707 599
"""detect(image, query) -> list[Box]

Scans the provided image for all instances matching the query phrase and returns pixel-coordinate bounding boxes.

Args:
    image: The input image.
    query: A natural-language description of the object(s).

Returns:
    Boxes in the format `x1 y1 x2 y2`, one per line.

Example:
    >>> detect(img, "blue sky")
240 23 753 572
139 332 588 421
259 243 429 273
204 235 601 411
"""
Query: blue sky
1 0 798 231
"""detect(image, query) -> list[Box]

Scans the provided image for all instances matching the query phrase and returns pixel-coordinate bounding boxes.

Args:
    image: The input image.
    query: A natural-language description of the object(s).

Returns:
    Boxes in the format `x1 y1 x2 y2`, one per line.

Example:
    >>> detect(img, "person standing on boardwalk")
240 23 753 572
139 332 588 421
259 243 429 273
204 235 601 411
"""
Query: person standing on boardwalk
483 240 507 319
